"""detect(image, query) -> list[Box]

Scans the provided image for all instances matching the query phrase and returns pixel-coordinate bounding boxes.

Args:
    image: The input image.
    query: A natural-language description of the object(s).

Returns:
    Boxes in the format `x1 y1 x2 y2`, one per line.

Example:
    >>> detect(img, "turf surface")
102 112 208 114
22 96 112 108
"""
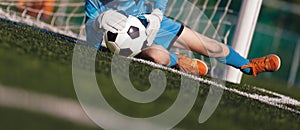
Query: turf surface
0 18 300 130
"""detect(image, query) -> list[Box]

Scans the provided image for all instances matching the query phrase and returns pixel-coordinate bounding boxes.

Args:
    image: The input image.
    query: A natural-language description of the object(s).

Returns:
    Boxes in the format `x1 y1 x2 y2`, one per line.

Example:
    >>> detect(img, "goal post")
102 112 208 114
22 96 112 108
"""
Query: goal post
226 0 263 83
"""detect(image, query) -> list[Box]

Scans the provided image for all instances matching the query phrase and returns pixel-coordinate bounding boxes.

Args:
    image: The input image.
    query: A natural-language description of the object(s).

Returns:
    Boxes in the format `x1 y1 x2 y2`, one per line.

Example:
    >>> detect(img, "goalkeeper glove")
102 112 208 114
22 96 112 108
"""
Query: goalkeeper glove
145 8 163 45
94 10 127 33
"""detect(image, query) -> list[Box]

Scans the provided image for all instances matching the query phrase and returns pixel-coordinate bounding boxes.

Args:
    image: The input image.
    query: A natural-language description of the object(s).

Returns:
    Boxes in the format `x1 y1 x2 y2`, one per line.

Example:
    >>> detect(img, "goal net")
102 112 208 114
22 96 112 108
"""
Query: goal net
166 0 239 44
0 0 262 83
0 0 86 40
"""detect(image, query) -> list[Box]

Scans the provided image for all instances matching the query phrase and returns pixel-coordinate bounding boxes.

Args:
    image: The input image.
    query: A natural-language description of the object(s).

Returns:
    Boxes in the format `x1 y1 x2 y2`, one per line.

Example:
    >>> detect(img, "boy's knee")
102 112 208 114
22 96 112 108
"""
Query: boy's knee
136 45 170 66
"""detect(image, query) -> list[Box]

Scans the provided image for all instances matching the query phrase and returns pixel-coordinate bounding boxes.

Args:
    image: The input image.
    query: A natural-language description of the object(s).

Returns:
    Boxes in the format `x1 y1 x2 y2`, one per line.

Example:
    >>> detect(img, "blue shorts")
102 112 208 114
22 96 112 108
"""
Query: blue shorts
139 16 184 50
154 17 184 49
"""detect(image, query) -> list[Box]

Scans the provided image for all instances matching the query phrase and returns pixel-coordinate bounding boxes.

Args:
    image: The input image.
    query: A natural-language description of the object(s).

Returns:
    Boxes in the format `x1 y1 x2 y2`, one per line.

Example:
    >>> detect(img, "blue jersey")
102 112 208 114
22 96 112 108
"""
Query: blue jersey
85 0 168 48
85 0 168 20
85 0 182 50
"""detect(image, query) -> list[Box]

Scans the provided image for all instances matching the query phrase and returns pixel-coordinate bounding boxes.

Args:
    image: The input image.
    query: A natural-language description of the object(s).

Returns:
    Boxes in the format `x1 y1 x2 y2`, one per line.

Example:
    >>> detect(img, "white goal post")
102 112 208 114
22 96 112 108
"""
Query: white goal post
226 0 263 83
0 0 262 84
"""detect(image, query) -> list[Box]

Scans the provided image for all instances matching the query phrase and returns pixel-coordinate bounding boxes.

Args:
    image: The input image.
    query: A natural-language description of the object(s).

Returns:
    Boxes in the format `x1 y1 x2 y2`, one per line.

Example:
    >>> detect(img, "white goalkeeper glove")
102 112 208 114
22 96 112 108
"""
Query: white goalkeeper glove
94 10 127 33
145 8 163 45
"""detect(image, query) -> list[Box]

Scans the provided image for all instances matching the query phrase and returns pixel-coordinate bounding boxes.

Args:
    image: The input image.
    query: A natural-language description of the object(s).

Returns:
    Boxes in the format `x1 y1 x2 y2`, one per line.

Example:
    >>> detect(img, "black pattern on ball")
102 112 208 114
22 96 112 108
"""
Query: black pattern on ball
119 48 133 57
107 31 118 42
127 26 139 39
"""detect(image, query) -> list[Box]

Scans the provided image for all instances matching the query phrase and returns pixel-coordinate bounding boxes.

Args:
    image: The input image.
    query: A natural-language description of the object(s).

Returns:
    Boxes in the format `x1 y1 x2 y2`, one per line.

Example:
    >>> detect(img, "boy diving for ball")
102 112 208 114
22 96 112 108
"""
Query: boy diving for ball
85 0 281 77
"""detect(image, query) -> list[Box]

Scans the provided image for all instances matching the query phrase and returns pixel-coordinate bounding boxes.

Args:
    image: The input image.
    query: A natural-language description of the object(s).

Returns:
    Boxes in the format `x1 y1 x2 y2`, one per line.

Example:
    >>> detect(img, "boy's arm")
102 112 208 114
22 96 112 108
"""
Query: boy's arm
85 0 104 48
144 0 167 45
85 0 127 48
85 0 102 20
85 18 104 49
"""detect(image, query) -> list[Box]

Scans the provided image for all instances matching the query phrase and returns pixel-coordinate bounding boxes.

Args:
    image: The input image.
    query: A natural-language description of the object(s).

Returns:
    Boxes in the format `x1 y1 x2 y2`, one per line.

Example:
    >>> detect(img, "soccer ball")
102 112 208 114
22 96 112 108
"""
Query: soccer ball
104 15 149 57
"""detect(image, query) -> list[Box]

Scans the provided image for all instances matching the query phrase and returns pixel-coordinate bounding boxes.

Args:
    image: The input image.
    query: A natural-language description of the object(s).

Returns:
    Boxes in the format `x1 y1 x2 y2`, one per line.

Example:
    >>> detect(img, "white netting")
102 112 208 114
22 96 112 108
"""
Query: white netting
166 0 240 44
0 0 86 40
0 0 240 43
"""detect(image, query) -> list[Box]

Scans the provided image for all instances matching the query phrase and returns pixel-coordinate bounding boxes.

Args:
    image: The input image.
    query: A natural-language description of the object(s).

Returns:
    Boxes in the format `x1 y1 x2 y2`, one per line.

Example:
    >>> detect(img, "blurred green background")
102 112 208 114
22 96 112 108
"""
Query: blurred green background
246 0 300 87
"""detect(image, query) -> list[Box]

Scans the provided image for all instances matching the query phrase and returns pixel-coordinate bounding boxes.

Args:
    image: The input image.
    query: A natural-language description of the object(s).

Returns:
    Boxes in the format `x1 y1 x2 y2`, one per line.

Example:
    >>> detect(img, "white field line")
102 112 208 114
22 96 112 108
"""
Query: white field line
129 57 300 115
0 58 299 128
0 85 96 127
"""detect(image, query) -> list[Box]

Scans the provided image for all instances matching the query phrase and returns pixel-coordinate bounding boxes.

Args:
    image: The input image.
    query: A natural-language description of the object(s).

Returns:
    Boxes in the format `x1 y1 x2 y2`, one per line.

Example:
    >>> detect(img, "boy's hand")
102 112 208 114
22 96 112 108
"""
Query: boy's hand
145 9 163 45
95 10 127 33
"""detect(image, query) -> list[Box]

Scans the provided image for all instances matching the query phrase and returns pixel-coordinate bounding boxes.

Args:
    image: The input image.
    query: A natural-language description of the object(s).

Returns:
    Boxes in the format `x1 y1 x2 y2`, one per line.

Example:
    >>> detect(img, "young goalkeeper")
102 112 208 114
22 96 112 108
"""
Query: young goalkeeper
85 0 281 77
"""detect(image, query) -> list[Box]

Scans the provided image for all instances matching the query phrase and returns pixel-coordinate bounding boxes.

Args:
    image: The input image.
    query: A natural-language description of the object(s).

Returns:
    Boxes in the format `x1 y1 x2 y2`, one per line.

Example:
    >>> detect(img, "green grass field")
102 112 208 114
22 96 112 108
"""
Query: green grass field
0 18 300 130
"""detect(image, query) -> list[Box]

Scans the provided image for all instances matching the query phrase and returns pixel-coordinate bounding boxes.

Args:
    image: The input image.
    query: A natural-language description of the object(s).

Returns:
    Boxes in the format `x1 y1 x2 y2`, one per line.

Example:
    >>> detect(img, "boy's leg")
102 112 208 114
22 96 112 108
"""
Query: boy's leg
136 44 208 76
137 17 208 76
174 26 249 71
141 17 280 76
174 26 229 58
173 26 281 76
136 44 171 66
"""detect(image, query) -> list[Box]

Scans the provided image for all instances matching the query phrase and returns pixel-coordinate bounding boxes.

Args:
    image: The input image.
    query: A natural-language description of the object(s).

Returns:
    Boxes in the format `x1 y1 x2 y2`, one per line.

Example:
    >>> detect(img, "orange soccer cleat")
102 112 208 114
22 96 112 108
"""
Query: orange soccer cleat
175 54 208 76
241 54 281 76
